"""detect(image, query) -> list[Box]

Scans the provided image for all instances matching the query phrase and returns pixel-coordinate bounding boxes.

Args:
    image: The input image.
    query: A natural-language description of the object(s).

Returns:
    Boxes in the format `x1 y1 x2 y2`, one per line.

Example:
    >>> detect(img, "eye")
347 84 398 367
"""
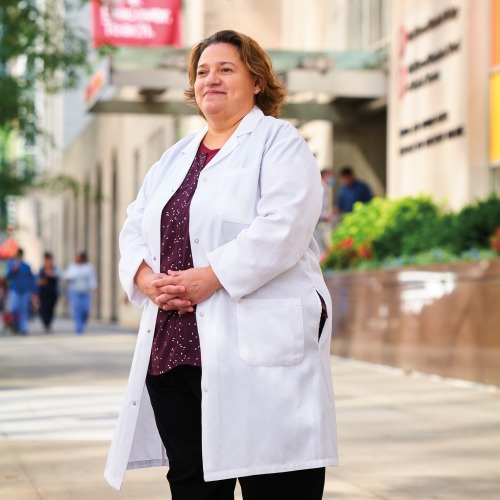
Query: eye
220 67 232 73
197 69 207 77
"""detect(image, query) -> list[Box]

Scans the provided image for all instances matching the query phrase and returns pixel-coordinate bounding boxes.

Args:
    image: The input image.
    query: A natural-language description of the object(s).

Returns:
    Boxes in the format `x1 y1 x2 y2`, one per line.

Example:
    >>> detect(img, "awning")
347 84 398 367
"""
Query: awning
0 238 19 259
86 47 388 123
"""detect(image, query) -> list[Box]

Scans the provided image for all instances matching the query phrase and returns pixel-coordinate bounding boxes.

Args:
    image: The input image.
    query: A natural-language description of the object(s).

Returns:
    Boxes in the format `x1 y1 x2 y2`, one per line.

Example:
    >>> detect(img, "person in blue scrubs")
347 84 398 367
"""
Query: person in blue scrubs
335 166 373 215
5 249 36 334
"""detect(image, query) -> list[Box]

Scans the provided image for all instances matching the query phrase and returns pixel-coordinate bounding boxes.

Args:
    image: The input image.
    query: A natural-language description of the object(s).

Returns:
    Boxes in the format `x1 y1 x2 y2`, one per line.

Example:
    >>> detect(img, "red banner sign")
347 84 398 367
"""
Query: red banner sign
91 0 182 48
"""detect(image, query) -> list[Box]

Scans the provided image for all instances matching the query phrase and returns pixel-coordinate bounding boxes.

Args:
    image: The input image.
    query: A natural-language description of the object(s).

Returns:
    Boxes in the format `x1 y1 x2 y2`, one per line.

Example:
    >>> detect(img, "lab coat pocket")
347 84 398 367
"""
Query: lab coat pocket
236 298 304 366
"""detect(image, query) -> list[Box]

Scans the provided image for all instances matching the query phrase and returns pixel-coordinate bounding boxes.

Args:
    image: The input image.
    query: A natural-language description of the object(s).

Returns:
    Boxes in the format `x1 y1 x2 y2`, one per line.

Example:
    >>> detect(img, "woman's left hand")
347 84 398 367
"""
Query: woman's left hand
152 267 222 313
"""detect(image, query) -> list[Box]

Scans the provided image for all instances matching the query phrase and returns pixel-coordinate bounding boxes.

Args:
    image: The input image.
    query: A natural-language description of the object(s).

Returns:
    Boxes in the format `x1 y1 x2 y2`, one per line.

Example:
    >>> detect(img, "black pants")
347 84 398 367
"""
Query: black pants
146 365 325 500
39 291 58 329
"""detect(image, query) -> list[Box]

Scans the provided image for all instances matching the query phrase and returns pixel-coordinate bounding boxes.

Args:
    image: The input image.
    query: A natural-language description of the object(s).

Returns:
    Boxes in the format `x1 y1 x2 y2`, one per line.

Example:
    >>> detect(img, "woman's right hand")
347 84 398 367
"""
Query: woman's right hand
134 261 193 313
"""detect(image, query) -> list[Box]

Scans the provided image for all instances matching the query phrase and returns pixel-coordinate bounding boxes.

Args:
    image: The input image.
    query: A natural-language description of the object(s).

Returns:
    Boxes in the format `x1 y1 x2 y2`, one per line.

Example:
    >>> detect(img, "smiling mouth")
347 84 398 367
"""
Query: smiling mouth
204 90 225 96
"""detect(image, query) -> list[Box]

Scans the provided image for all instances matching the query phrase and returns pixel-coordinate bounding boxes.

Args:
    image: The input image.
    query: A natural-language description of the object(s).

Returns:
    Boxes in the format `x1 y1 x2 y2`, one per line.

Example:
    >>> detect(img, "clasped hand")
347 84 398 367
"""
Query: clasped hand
139 265 221 315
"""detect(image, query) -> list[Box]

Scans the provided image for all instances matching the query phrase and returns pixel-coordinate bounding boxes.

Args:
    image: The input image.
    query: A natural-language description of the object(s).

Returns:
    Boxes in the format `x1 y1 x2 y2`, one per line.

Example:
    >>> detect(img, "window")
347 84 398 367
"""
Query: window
348 0 389 51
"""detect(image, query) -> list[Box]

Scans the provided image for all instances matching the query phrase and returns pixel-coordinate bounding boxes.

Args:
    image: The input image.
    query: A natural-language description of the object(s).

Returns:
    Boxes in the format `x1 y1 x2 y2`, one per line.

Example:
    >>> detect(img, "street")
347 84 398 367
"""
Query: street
0 319 499 499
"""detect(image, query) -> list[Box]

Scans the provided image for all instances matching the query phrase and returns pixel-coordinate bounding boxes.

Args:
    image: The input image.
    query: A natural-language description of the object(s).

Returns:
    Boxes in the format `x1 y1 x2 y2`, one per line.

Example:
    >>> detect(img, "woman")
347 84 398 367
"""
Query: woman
37 252 59 333
62 251 97 334
105 30 338 499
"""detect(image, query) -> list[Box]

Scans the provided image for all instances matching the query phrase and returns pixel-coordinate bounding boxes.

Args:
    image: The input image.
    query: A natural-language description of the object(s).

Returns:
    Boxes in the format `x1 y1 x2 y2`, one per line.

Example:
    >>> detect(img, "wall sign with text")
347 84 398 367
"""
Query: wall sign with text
91 0 182 48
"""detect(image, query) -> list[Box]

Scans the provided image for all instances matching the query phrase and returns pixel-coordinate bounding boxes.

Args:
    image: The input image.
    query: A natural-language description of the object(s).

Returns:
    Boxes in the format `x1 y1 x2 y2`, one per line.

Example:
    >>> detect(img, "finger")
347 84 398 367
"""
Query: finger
168 298 192 308
177 306 194 315
159 303 179 312
158 296 191 308
167 269 182 276
151 276 182 287
155 284 186 295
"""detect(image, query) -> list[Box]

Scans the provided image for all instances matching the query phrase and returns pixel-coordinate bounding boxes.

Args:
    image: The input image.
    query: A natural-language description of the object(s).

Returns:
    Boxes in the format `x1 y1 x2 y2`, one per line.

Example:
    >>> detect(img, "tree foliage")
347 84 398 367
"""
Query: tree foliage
0 0 91 230
0 0 90 137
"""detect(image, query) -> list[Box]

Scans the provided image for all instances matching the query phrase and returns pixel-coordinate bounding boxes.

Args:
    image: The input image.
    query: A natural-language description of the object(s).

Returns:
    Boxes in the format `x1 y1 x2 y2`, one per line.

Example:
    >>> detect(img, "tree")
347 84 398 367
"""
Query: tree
0 0 91 231
0 0 90 136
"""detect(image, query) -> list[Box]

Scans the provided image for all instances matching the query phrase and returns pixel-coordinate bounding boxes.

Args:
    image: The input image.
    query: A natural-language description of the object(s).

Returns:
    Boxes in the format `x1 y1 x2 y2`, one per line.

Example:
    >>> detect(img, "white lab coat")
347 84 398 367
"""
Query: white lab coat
105 107 338 490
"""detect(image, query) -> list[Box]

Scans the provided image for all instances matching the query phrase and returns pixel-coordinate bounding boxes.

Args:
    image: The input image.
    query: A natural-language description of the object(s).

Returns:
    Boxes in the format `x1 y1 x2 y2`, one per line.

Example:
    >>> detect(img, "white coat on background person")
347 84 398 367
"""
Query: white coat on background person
105 30 338 496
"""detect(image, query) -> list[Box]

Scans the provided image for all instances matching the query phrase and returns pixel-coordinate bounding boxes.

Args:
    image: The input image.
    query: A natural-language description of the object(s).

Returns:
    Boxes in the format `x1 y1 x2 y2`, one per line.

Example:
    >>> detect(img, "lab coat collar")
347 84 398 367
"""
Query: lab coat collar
180 106 265 170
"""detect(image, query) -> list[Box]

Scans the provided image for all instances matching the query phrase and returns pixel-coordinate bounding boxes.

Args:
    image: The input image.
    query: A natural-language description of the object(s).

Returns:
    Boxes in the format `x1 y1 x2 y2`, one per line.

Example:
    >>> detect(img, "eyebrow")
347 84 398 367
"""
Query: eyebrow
197 61 237 68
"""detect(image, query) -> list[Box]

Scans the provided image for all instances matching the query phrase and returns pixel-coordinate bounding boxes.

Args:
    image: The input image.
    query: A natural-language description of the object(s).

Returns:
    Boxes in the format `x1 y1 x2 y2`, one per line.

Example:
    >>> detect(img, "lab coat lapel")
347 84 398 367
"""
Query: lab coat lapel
146 107 264 262
203 106 265 171
146 128 207 267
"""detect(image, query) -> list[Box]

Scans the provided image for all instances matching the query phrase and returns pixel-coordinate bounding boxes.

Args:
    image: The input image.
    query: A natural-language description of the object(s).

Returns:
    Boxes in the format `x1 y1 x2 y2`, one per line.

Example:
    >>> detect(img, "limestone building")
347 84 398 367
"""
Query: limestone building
22 0 497 327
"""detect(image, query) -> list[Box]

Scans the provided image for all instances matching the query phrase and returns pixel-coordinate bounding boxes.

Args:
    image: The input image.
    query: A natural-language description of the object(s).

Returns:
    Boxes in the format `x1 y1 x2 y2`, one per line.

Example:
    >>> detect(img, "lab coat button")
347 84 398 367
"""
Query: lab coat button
132 401 137 405
153 256 157 261
203 178 207 182
203 387 208 392
194 239 199 243
199 312 204 317
147 329 151 333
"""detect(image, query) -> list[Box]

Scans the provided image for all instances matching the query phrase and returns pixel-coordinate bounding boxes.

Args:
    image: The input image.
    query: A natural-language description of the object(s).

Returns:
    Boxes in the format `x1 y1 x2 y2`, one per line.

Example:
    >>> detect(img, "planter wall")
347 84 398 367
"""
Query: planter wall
325 260 500 386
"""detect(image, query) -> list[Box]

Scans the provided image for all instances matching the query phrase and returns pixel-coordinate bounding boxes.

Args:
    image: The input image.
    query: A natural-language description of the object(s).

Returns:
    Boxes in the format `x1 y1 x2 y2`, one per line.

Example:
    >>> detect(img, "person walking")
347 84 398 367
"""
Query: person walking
62 251 97 334
5 248 36 335
37 252 59 333
105 30 338 500
335 165 373 215
314 168 336 255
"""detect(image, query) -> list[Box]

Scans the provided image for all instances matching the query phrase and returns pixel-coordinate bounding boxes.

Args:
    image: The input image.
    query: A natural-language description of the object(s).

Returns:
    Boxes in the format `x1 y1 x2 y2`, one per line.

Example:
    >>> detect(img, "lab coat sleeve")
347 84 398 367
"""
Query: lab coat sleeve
118 163 159 307
207 123 322 301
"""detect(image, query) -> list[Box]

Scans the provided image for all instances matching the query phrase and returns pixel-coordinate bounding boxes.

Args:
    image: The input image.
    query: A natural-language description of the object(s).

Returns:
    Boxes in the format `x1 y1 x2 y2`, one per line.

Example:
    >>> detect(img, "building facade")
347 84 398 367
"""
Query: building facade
19 0 497 327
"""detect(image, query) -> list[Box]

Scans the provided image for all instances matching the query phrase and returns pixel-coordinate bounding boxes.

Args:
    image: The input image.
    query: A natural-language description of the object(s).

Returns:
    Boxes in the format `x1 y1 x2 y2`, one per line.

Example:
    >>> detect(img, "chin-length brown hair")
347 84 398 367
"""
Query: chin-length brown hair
184 30 287 118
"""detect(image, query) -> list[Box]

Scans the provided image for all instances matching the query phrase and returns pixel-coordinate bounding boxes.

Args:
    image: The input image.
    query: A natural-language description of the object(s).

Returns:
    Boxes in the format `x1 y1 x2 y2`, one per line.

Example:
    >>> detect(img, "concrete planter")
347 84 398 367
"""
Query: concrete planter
325 259 500 386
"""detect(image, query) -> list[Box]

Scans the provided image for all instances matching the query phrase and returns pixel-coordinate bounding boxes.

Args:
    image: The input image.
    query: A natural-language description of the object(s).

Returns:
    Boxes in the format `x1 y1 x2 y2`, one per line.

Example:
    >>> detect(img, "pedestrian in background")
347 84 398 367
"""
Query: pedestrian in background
314 168 336 255
5 248 36 335
62 251 97 334
37 252 59 333
335 165 373 215
106 29 338 500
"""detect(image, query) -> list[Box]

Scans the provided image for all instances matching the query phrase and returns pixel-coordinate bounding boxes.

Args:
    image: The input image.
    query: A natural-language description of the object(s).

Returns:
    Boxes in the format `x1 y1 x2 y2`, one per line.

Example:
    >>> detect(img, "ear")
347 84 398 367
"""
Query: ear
254 77 262 94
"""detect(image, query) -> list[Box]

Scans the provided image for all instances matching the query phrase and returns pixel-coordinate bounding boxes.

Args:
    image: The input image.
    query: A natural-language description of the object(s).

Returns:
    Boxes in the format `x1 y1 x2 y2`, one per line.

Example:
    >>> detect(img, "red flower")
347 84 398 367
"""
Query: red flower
358 243 372 259
339 237 355 249
490 227 500 253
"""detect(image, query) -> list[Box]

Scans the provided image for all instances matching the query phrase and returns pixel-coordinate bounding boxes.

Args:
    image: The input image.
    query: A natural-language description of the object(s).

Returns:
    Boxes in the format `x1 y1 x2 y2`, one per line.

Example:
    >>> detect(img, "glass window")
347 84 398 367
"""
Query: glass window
349 0 389 51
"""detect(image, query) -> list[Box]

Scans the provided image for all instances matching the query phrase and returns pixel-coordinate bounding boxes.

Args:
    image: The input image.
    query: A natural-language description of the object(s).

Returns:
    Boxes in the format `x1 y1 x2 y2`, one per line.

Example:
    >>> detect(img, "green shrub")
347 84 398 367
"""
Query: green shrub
322 194 500 271
331 197 392 249
371 196 447 259
450 195 500 252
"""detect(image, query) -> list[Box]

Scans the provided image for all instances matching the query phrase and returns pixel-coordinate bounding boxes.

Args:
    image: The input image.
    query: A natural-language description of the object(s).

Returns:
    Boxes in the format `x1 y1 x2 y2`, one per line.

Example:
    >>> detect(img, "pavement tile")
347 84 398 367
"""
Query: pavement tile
0 319 499 499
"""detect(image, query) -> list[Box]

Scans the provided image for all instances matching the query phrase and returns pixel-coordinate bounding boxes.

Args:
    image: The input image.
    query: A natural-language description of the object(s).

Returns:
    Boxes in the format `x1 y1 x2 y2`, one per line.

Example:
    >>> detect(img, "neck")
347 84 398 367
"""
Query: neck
204 110 249 149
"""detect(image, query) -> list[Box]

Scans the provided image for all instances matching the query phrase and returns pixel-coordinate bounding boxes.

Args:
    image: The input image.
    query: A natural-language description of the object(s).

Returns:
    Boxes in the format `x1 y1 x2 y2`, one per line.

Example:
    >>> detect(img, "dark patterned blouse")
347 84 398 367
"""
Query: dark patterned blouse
148 143 219 376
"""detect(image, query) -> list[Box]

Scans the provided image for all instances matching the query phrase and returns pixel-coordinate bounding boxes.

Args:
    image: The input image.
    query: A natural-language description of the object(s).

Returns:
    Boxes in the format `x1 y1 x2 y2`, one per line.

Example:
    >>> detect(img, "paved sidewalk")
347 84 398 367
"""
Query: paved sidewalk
0 318 499 499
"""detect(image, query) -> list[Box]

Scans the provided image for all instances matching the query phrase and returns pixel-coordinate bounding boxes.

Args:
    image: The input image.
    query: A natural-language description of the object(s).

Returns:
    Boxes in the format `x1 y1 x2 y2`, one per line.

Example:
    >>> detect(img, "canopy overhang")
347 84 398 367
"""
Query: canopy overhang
86 47 388 123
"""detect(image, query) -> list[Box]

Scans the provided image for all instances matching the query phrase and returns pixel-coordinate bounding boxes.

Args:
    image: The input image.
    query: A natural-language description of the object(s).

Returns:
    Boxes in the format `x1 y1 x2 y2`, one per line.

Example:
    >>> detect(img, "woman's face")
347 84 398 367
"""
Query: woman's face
194 43 260 121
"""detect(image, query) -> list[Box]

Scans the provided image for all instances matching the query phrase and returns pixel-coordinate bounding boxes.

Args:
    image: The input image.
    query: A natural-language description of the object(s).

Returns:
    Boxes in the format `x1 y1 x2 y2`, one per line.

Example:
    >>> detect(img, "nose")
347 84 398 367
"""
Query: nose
205 69 221 85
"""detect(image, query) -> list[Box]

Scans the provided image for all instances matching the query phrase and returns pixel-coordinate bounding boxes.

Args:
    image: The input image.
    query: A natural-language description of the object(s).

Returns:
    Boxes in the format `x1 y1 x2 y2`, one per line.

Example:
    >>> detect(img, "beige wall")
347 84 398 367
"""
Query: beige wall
39 113 176 326
388 0 491 209
466 0 490 201
30 0 493 329
196 0 347 51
